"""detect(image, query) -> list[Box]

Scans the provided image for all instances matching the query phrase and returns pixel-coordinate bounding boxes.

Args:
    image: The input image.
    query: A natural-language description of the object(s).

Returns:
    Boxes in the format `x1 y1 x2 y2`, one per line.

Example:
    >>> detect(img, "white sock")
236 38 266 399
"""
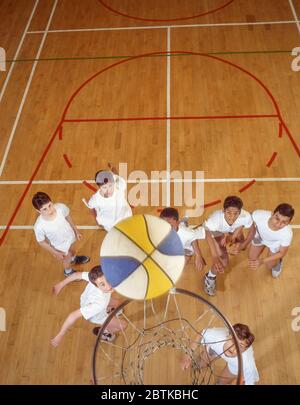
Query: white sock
71 255 76 261
207 270 216 278
64 268 73 274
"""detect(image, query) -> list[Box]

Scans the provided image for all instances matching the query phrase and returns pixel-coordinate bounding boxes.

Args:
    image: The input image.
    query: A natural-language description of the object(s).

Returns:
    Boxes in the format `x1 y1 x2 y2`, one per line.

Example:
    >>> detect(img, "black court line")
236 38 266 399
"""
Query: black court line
4 49 294 65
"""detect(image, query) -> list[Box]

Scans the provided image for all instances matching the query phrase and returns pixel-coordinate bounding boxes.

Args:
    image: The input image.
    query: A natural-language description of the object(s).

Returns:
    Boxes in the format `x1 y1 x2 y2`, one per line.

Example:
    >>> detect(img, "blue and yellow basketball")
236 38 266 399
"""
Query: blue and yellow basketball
100 214 185 300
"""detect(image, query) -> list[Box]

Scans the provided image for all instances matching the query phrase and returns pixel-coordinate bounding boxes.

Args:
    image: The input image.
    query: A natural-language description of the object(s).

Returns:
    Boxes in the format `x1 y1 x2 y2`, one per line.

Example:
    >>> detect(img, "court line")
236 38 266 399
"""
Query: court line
0 0 40 104
288 0 300 34
0 0 59 178
64 114 278 123
97 0 235 23
1 225 300 229
3 49 295 65
239 180 256 193
1 178 300 185
1 50 299 246
26 20 298 34
166 27 171 206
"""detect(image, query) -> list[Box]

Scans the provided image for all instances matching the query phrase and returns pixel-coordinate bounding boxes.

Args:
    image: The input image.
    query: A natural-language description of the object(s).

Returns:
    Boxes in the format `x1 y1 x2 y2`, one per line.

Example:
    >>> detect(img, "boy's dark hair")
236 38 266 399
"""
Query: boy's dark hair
160 207 179 221
274 203 294 220
32 192 51 210
88 265 104 286
223 196 243 211
233 323 255 348
95 170 114 187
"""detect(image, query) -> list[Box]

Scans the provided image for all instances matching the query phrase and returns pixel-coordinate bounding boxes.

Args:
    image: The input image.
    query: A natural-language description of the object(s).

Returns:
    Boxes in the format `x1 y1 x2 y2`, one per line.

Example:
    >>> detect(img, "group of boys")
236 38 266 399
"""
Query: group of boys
159 197 294 296
32 167 294 384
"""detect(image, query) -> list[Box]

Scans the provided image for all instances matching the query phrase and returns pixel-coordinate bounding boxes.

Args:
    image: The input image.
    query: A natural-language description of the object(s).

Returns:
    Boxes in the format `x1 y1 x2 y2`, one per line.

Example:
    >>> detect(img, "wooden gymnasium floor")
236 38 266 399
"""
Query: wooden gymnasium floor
0 0 300 385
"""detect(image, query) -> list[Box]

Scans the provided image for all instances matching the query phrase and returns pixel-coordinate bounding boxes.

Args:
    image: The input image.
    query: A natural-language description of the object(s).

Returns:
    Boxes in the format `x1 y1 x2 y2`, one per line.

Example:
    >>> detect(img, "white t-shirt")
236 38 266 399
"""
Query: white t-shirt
252 210 293 253
80 272 111 324
204 209 253 234
177 225 205 255
87 175 132 231
202 328 259 385
34 203 76 253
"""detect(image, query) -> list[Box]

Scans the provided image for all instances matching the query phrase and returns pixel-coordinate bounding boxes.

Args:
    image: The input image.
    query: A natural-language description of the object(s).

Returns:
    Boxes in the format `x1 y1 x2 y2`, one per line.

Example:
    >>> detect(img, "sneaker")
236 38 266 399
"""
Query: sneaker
180 216 189 227
71 255 90 265
92 328 116 342
184 248 194 257
204 273 216 296
272 259 283 278
64 269 77 277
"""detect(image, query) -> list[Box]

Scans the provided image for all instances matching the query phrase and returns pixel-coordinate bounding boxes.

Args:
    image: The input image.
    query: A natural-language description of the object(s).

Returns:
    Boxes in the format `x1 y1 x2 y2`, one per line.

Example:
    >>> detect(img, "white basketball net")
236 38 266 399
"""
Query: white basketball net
92 288 242 385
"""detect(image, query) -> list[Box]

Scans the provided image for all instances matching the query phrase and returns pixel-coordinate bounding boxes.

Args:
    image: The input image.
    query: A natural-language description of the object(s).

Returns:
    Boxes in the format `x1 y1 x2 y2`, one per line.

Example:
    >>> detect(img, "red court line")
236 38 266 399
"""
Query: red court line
58 125 63 140
1 50 299 246
63 114 278 124
266 152 278 168
239 180 256 193
280 120 300 158
203 199 222 209
63 154 72 168
0 124 61 246
278 122 283 138
98 0 235 22
83 180 97 192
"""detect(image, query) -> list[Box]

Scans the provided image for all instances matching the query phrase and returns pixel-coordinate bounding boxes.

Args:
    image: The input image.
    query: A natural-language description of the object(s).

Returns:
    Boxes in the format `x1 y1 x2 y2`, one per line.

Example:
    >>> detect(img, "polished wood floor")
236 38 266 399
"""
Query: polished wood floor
0 0 300 384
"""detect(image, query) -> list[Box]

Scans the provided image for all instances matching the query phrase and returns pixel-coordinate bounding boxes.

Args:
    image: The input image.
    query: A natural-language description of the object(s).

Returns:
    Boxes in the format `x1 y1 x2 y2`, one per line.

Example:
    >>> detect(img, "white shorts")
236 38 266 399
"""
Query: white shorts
54 236 76 255
251 236 279 253
211 231 234 238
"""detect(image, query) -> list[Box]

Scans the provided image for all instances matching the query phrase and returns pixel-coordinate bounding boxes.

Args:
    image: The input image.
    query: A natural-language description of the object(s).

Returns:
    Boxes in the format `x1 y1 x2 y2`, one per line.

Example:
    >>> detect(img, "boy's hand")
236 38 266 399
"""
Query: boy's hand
195 255 206 272
227 242 241 255
212 257 224 273
220 237 227 247
108 162 118 174
53 250 66 261
53 282 63 296
51 334 63 347
180 355 192 371
249 258 263 270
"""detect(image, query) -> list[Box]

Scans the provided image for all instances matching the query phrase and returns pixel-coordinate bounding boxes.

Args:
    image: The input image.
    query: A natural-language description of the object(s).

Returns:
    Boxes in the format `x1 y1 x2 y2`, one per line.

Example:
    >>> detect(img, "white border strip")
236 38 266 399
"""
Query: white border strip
0 178 300 185
288 0 300 34
0 0 40 104
0 0 58 178
166 27 171 206
26 20 298 34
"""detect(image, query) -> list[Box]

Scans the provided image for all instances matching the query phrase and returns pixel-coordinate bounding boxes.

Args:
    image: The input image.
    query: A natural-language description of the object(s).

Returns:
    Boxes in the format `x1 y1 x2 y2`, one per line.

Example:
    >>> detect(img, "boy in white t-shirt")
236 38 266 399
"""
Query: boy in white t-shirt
159 207 206 271
33 192 90 277
51 266 127 347
203 196 256 296
249 203 294 278
181 323 259 385
86 167 132 231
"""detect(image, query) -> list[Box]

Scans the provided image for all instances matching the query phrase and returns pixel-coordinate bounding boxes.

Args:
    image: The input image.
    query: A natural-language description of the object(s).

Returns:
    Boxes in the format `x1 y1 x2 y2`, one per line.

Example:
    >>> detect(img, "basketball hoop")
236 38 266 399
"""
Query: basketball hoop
92 288 243 385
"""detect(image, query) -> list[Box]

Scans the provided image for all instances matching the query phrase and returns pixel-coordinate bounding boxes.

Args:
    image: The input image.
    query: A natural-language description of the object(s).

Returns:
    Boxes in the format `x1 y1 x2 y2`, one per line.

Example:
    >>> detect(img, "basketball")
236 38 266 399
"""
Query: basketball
100 214 185 300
